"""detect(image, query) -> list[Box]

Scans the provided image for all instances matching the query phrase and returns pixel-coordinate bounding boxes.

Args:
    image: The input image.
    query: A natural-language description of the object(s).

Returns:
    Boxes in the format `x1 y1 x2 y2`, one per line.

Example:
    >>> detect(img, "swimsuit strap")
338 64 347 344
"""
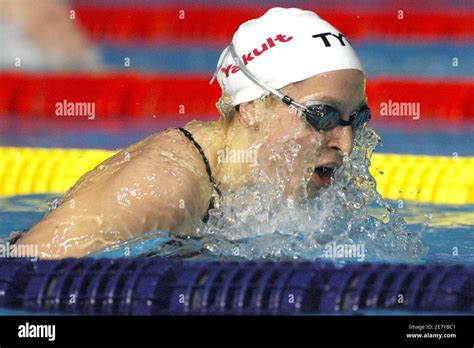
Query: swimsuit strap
177 127 221 222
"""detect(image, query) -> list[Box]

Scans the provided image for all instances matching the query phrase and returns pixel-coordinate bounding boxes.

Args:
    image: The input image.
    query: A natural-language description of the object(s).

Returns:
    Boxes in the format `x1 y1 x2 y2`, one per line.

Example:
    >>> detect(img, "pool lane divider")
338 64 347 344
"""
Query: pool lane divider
0 73 473 122
1 147 473 204
73 5 474 44
96 43 474 77
0 258 472 315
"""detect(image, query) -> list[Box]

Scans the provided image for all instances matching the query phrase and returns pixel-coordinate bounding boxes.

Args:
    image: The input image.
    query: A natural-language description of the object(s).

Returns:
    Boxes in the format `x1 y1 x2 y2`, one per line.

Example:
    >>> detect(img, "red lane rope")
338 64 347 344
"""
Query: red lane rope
74 5 474 44
0 73 472 122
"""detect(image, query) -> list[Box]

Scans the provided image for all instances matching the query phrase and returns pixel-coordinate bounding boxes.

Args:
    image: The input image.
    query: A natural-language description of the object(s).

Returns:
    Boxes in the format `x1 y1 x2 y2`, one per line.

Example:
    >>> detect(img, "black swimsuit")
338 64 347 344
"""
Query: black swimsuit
177 127 221 223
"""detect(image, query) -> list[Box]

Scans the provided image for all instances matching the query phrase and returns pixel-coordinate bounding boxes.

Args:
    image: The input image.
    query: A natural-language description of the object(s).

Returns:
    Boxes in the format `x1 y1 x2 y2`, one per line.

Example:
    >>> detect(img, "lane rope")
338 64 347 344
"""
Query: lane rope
1 73 472 120
1 147 473 204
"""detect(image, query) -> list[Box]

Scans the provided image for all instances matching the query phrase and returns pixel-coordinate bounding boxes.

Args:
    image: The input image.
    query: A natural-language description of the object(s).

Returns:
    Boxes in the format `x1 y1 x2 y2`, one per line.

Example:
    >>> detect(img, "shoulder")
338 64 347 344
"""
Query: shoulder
132 127 187 152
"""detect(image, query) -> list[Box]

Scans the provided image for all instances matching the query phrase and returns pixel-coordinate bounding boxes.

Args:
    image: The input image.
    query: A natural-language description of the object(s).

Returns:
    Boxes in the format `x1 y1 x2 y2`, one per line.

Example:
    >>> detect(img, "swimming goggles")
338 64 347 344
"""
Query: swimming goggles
226 43 371 131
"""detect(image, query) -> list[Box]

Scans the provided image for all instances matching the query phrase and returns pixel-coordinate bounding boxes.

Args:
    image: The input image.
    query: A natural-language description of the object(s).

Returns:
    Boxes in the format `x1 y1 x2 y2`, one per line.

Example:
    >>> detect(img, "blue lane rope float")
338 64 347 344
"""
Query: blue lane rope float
0 258 472 315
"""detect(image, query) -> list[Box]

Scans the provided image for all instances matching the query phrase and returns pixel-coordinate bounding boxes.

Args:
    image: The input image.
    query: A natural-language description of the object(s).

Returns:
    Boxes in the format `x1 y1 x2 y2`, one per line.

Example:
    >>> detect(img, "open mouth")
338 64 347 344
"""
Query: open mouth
311 163 337 187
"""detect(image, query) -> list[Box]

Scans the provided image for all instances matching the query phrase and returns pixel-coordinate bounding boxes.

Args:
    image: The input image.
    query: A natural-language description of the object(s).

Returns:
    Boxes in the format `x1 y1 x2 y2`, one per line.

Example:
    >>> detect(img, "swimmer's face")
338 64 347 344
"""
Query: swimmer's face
241 69 366 197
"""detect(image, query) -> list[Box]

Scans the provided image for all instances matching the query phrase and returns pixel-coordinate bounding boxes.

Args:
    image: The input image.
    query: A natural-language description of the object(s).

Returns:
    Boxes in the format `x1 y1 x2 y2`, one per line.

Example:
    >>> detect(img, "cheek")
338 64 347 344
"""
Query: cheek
263 108 307 142
259 127 322 172
293 133 323 169
257 109 325 172
269 110 293 132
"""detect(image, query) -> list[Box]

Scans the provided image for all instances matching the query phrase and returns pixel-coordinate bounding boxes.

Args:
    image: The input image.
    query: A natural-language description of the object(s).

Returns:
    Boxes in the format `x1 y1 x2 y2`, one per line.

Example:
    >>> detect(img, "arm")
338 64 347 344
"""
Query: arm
16 130 212 258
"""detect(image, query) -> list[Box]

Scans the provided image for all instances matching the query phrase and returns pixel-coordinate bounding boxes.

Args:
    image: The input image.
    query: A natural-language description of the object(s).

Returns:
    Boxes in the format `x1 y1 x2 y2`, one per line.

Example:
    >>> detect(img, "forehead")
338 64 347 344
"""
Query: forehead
282 69 366 110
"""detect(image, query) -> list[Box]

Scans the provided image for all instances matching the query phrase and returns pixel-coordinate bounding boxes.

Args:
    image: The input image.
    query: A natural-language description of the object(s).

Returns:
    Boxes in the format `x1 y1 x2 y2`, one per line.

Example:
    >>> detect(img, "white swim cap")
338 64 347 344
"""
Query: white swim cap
211 7 364 106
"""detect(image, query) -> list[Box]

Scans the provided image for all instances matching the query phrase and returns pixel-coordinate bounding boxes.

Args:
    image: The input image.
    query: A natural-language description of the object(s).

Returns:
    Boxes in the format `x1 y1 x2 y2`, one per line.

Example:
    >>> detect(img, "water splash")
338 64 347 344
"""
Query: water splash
195 126 423 262
95 125 424 262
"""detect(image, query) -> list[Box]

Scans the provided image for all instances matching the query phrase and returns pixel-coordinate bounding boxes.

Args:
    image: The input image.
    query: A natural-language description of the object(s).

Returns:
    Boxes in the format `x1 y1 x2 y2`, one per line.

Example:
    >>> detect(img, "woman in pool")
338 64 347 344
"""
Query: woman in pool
17 7 370 258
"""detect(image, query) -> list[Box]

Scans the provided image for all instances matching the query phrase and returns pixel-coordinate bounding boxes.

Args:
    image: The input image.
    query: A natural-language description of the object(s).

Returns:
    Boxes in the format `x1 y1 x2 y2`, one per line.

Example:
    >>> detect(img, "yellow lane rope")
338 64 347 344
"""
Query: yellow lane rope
1 147 473 204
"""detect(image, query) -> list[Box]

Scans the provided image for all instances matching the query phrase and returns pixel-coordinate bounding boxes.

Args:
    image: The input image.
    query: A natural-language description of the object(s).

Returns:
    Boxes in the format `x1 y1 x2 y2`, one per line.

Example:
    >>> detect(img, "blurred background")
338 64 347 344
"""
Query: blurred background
0 0 472 155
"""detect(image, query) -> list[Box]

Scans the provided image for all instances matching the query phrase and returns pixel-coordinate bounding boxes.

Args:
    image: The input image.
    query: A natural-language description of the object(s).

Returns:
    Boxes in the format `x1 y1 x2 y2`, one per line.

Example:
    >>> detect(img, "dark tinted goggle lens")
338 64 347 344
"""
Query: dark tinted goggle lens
350 106 371 129
302 104 371 131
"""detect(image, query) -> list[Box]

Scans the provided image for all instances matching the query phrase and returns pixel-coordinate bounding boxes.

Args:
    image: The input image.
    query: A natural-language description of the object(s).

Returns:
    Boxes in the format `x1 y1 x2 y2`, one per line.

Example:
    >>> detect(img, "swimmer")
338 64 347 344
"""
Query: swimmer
16 7 370 258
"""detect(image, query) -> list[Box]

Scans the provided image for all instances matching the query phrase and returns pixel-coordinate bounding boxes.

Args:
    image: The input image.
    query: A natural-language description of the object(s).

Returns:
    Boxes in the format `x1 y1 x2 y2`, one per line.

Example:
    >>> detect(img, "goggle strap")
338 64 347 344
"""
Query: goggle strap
282 96 294 106
228 43 289 103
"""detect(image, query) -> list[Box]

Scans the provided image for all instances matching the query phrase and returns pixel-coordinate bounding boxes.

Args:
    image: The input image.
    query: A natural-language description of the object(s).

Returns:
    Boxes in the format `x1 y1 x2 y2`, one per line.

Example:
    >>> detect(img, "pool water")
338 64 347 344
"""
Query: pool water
1 193 473 264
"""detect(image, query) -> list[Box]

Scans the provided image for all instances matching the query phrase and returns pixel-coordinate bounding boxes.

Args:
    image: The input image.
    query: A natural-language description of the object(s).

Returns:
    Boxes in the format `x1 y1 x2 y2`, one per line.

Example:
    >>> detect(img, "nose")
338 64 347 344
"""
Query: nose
325 125 353 155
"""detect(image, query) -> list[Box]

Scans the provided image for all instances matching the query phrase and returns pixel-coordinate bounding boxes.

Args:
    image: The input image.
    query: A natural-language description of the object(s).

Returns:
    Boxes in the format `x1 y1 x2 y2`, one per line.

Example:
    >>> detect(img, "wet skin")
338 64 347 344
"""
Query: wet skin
17 69 366 258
